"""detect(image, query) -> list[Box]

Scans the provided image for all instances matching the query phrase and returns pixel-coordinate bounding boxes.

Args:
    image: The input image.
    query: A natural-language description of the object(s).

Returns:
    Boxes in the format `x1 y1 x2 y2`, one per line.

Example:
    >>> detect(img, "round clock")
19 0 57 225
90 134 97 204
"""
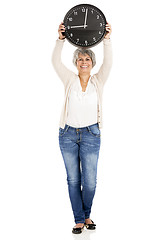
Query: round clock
63 4 107 48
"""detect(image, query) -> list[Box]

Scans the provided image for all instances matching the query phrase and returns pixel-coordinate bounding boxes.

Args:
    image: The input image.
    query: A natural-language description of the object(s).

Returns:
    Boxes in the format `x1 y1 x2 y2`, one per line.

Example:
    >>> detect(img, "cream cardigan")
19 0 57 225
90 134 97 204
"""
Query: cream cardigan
52 38 113 129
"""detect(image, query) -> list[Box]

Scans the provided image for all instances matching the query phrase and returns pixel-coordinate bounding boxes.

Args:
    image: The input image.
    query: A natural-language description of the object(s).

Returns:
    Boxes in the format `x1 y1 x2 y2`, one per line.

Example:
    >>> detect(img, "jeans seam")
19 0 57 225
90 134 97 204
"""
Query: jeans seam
59 125 70 136
87 126 101 138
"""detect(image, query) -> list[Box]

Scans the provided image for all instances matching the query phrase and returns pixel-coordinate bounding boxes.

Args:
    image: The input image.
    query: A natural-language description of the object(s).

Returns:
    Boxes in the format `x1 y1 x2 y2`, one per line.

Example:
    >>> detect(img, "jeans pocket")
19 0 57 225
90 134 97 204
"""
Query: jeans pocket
87 123 101 137
59 125 69 136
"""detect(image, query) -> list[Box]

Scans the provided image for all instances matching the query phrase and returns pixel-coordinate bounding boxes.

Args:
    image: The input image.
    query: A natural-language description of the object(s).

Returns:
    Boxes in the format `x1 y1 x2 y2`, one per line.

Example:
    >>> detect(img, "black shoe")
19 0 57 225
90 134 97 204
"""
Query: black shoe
85 220 96 230
72 225 84 234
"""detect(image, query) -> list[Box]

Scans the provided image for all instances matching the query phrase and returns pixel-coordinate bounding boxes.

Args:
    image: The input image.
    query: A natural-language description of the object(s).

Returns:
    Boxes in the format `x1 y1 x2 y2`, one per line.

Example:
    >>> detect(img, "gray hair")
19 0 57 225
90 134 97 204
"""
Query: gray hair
73 48 96 68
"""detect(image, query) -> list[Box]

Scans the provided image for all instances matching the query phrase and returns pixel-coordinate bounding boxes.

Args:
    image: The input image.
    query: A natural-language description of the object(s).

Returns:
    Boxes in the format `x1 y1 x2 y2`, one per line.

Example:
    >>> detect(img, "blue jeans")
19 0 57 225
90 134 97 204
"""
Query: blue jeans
59 123 101 224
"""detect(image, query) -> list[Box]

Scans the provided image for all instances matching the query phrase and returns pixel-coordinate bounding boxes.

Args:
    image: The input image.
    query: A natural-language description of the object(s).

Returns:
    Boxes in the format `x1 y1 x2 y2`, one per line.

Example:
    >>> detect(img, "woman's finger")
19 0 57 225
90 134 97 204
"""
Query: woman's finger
59 27 65 32
58 26 65 32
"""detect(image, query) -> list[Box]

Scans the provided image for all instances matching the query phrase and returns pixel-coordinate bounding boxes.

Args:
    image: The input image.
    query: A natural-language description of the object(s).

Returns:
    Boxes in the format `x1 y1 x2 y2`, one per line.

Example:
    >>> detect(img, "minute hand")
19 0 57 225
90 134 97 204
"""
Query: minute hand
84 8 88 28
70 25 87 28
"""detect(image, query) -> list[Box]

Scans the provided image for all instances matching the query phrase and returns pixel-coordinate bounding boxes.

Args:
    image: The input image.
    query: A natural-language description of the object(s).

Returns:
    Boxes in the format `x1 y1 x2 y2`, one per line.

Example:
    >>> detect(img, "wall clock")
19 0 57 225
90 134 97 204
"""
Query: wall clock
62 4 107 48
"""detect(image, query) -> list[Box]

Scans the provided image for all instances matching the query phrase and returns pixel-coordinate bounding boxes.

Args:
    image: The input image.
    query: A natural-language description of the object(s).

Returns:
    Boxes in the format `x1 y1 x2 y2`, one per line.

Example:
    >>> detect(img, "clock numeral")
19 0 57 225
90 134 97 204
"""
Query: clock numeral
85 40 88 45
67 26 70 29
91 9 94 14
70 33 73 37
69 18 73 21
76 38 79 43
82 8 85 12
99 31 102 35
93 37 96 41
100 23 103 27
97 15 99 19
74 11 78 15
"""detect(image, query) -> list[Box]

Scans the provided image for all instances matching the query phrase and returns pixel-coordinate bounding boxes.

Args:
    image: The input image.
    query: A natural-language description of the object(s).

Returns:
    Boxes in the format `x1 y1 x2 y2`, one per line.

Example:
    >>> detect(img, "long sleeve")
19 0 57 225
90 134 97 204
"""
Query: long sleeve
51 38 75 87
95 38 113 86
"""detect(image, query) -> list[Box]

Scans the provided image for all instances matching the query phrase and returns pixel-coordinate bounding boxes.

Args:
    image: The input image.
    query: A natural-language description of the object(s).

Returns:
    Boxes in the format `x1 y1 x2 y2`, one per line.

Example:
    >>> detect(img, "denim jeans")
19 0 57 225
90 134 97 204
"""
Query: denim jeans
59 123 101 224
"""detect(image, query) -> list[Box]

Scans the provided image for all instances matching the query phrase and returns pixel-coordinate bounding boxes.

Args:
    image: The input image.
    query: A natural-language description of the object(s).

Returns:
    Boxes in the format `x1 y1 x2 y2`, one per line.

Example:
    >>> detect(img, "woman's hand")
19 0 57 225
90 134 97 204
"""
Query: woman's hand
104 23 112 39
58 22 65 40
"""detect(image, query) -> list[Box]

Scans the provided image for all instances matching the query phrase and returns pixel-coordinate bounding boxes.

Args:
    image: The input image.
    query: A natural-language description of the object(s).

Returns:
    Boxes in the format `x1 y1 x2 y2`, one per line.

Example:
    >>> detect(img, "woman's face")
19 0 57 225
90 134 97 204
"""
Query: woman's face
76 54 93 74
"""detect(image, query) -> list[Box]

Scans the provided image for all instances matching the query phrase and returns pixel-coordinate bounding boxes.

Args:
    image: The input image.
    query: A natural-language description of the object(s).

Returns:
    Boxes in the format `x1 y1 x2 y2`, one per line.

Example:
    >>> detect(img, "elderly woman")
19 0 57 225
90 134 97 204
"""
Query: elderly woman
52 22 112 234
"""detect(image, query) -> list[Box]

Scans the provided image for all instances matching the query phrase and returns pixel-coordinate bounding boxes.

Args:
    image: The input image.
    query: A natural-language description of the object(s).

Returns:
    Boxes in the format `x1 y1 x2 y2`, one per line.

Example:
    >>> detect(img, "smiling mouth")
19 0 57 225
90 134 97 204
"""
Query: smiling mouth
80 66 88 68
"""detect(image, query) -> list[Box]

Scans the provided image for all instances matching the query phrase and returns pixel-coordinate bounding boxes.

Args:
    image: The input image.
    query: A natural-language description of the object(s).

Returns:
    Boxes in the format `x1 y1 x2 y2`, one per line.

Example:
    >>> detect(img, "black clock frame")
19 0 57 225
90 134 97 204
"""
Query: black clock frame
62 4 107 48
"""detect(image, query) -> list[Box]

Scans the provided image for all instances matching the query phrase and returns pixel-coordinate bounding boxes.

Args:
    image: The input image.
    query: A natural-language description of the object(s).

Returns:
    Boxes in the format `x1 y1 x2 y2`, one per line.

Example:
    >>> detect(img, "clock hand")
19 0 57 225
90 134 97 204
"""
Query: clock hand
84 8 88 28
70 25 87 28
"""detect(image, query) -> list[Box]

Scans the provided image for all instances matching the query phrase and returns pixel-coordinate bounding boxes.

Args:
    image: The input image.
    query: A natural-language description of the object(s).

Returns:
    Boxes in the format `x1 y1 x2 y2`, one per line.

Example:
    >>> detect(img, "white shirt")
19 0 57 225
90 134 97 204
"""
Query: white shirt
66 76 98 128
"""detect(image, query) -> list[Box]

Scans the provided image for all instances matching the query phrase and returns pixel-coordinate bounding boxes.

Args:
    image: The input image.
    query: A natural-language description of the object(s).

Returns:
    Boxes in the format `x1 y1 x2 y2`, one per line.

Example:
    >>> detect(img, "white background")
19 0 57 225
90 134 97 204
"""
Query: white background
0 0 160 239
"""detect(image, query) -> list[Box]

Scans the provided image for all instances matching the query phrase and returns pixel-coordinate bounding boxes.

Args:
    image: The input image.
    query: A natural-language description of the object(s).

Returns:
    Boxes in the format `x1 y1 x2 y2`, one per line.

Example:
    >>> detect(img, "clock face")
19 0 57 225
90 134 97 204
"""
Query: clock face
63 4 107 48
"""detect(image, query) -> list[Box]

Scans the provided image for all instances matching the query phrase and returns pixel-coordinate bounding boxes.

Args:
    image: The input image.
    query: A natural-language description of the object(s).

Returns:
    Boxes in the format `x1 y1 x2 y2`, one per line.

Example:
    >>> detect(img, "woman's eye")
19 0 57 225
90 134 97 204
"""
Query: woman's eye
77 58 91 61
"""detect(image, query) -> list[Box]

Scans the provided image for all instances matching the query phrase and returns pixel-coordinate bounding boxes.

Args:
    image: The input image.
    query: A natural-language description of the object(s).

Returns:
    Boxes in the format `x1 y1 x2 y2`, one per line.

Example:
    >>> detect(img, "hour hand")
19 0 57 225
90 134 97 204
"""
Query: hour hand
70 25 87 28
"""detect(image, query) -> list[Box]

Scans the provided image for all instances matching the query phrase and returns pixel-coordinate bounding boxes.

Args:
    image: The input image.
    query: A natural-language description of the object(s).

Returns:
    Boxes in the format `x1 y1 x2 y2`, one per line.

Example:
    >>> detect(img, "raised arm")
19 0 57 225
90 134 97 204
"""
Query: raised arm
95 23 113 86
51 23 75 86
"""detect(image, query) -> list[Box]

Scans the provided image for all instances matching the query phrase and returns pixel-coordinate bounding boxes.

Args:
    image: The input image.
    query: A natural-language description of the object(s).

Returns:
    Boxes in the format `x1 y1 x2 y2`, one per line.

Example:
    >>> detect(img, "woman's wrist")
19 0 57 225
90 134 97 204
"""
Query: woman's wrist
104 36 111 40
59 36 65 40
